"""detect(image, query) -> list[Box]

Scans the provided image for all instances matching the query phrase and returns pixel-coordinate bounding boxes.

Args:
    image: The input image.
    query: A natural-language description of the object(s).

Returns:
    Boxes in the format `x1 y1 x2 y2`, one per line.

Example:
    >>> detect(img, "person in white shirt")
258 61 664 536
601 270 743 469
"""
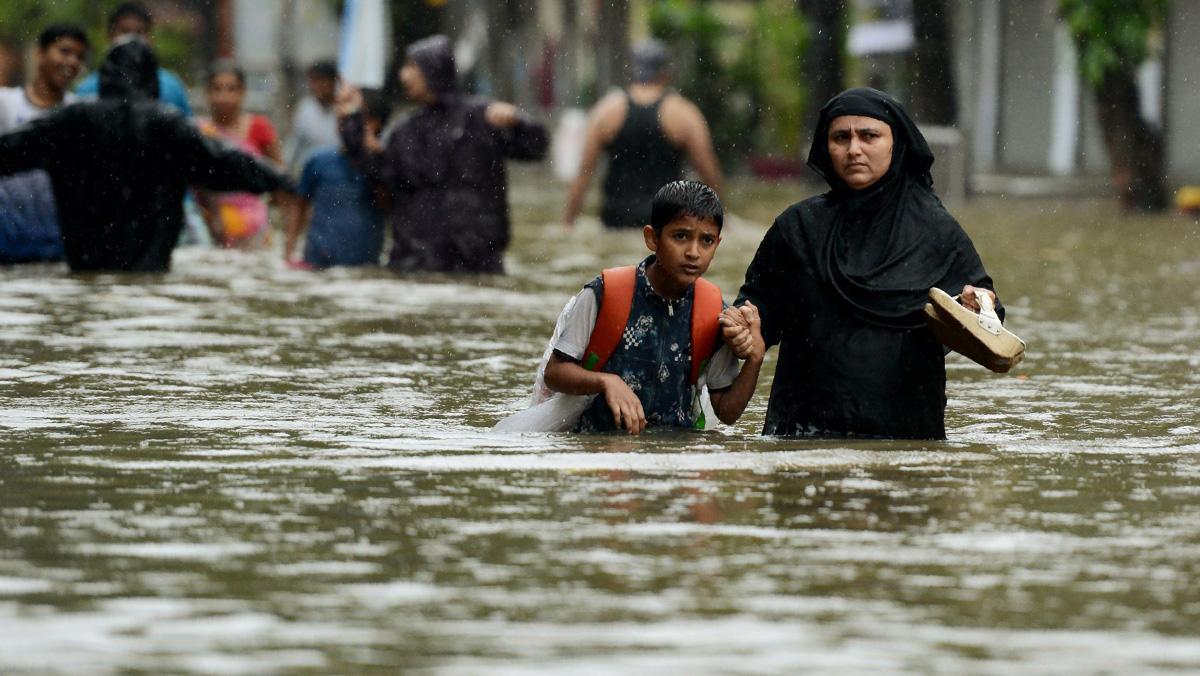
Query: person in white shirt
284 60 341 177
0 24 88 264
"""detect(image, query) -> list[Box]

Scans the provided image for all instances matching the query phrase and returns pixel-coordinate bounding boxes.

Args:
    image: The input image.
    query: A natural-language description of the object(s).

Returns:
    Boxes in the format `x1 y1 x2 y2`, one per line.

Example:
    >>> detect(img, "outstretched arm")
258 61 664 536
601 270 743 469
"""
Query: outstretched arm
486 102 549 161
0 112 64 177
177 118 292 194
564 93 623 226
669 97 725 202
543 352 647 436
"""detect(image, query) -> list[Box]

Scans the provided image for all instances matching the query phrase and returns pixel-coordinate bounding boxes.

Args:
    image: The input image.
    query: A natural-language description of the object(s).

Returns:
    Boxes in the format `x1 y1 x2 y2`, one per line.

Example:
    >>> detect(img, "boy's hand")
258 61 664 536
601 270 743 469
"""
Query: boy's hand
720 302 765 363
601 373 646 436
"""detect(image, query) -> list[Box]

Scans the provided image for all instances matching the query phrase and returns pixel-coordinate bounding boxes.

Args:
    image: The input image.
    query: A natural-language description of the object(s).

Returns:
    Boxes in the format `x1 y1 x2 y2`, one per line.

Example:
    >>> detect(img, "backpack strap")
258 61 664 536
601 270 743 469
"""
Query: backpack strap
689 277 724 384
581 266 637 372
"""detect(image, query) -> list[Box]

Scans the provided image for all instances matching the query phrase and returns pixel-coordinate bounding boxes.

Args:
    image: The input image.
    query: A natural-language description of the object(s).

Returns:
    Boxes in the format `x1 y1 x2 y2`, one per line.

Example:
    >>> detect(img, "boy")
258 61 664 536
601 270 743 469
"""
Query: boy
543 180 764 435
0 24 89 264
74 2 191 115
285 60 341 177
284 89 388 269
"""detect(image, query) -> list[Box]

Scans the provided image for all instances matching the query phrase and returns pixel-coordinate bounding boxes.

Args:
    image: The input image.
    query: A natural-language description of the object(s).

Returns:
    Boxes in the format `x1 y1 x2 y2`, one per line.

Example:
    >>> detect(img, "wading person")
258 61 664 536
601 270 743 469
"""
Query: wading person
285 60 341 177
284 89 388 270
197 61 283 249
563 39 724 229
727 88 1003 439
0 24 88 264
337 34 548 274
537 181 763 435
0 40 292 273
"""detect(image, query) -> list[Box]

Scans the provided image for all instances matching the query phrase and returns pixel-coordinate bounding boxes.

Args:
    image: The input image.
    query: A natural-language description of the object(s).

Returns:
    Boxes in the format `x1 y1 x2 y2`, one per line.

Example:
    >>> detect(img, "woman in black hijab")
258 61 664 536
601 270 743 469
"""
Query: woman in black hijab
338 35 548 273
732 88 1003 439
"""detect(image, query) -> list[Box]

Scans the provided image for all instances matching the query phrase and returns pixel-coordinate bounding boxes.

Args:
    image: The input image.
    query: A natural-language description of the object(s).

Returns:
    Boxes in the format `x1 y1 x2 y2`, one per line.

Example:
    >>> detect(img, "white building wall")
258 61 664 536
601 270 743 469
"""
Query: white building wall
1166 0 1200 184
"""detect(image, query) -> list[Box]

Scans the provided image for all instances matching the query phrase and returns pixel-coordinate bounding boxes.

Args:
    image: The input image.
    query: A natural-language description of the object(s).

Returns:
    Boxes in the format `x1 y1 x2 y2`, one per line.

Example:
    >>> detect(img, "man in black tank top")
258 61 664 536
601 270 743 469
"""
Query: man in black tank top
564 40 725 229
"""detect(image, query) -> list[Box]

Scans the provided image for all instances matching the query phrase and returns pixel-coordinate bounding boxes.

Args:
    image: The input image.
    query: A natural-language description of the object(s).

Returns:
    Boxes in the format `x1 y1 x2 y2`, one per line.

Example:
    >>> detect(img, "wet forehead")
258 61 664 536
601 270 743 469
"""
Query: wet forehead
828 115 892 135
663 214 720 235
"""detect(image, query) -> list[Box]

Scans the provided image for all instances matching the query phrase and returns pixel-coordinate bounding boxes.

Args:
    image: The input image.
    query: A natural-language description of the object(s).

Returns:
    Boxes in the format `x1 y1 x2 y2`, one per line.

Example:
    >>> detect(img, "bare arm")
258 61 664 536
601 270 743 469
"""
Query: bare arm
564 93 624 226
664 96 725 201
543 352 647 435
284 197 310 261
709 303 765 424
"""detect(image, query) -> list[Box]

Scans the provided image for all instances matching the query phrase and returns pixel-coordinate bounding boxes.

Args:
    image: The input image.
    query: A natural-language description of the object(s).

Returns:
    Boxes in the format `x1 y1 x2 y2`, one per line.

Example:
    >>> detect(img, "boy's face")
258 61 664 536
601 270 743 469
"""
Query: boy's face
109 16 151 42
37 37 87 91
307 74 336 105
643 214 721 293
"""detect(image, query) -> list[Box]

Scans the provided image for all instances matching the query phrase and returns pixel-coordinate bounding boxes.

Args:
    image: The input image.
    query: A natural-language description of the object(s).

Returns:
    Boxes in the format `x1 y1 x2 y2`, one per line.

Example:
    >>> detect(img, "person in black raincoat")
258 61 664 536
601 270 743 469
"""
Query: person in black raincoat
726 88 1004 439
0 39 291 272
337 35 549 274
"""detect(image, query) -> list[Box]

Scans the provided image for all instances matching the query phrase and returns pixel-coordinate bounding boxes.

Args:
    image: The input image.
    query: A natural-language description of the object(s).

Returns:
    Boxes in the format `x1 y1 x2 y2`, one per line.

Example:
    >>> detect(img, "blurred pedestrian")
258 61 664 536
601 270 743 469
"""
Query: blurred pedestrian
564 39 724 229
196 61 283 249
285 60 341 177
284 89 388 270
727 88 1004 439
0 24 88 264
74 1 192 115
0 40 292 273
337 34 548 274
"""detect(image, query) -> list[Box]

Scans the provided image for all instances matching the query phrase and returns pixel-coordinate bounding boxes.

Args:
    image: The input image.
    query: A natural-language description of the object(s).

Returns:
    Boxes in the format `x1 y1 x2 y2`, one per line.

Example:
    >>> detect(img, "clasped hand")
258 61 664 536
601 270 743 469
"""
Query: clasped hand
719 302 765 362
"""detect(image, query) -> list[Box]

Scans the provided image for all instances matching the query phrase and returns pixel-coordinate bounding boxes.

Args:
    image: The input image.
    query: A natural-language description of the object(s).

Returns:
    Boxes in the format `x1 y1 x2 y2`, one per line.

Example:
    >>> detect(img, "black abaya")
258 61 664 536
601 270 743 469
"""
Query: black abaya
737 88 1003 439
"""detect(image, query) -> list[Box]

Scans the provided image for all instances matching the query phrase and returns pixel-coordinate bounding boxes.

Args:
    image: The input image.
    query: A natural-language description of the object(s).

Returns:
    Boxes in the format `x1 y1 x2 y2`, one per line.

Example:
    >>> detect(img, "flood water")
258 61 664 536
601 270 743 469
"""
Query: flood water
2 173 1199 673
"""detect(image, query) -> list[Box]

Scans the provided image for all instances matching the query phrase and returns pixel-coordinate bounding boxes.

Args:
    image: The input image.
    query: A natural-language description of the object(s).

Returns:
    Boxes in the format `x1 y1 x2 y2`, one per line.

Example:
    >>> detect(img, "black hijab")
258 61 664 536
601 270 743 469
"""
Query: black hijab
407 35 457 97
792 87 983 328
98 38 160 102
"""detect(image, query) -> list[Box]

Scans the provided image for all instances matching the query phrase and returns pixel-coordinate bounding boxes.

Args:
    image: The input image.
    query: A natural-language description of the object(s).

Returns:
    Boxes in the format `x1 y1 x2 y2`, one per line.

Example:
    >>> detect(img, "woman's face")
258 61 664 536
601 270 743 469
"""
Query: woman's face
206 71 245 118
827 115 894 190
400 60 432 102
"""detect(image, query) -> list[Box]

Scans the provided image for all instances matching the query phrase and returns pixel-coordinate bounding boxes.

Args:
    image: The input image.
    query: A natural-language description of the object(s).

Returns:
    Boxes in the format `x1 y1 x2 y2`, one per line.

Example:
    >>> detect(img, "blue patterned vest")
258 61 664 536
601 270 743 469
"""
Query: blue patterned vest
575 256 701 433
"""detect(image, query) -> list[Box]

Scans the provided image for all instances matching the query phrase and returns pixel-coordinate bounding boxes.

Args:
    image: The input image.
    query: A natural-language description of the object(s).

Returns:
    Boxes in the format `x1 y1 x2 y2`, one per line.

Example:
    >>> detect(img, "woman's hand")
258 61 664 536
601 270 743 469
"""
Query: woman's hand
601 373 647 436
959 285 996 313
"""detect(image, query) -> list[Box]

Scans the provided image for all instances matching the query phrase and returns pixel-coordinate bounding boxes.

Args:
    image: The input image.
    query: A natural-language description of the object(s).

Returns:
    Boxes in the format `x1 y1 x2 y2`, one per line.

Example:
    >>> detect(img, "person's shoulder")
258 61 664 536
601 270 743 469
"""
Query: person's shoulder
157 68 186 89
74 72 99 94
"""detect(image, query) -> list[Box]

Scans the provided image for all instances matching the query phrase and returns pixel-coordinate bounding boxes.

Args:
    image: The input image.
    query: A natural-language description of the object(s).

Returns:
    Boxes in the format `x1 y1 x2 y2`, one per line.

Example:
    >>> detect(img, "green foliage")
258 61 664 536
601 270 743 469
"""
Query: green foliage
649 0 744 156
649 0 809 159
745 0 808 155
0 0 205 85
1060 0 1169 85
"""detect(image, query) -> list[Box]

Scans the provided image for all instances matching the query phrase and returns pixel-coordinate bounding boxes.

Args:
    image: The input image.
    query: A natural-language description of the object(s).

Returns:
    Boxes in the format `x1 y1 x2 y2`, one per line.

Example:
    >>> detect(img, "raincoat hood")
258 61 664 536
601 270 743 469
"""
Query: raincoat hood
98 38 160 102
806 87 934 192
406 35 457 96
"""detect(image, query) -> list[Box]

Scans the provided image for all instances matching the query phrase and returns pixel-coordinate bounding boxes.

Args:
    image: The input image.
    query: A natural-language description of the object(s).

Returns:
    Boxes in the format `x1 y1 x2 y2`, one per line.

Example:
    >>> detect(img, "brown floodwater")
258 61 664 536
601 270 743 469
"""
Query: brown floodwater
1 172 1198 673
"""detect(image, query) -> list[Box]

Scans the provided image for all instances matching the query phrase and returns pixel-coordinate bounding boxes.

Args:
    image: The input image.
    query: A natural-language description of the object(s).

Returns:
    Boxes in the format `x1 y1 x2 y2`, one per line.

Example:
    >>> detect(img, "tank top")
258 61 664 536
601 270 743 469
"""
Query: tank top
600 92 685 228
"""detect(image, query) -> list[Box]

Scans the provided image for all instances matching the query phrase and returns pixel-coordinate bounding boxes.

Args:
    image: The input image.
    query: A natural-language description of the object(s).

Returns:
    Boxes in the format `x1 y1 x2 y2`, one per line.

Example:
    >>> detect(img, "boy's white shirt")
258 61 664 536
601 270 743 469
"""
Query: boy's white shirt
0 87 76 132
552 286 740 391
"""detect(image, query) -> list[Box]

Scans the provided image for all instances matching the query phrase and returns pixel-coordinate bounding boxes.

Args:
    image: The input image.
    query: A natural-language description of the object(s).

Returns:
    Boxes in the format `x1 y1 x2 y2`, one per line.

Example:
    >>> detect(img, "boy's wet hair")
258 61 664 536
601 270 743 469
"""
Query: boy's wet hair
38 24 90 51
108 2 153 32
307 60 338 81
360 88 391 124
206 59 246 87
650 180 723 233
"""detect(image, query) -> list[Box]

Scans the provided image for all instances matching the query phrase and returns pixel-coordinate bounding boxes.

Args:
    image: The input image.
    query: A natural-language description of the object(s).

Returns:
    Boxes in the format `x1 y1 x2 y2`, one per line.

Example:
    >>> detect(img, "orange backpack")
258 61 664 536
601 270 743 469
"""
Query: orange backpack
580 266 723 384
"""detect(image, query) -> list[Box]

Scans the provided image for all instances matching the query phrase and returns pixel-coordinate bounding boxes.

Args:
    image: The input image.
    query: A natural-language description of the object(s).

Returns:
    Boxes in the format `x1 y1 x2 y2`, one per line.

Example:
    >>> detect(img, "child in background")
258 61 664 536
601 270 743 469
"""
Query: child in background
284 89 389 270
541 180 764 435
197 61 282 248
